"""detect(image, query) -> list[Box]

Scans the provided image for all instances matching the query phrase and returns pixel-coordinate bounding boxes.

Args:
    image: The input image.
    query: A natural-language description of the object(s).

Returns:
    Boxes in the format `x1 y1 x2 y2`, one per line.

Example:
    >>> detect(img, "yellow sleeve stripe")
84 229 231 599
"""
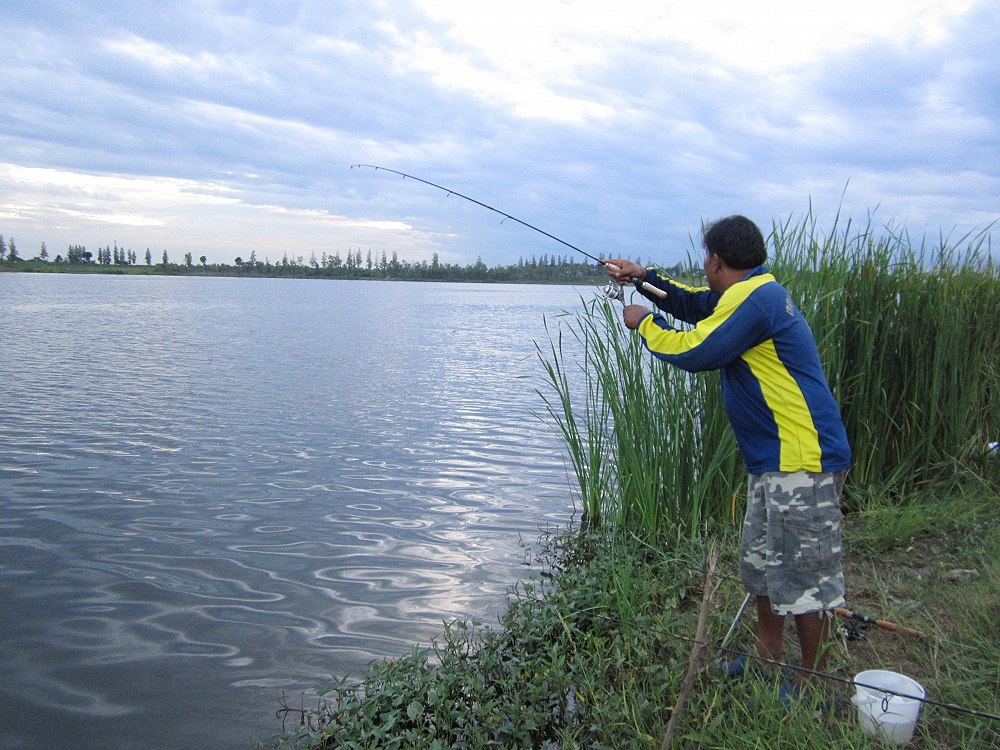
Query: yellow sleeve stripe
638 309 713 355
637 273 773 360
742 339 823 472
718 273 774 306
658 275 710 294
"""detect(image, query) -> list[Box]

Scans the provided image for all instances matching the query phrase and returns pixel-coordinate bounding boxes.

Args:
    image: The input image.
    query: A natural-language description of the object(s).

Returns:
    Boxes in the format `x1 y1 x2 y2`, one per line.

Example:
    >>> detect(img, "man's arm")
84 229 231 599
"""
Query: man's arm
635 288 771 373
604 258 718 323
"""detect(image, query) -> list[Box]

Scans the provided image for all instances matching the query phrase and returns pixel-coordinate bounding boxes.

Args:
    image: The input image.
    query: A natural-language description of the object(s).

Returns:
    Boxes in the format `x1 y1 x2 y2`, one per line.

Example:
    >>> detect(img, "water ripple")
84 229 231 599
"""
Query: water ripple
0 275 584 750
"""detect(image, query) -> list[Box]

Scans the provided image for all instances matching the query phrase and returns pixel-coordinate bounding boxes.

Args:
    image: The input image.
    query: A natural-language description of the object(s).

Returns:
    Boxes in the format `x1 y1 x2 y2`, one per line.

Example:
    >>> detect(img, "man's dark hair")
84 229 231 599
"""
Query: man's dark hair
702 215 767 270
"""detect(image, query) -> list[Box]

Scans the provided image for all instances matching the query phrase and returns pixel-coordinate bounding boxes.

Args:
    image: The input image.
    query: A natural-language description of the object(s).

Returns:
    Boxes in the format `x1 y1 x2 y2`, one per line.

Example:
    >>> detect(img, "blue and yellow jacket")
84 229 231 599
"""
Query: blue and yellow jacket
634 265 851 475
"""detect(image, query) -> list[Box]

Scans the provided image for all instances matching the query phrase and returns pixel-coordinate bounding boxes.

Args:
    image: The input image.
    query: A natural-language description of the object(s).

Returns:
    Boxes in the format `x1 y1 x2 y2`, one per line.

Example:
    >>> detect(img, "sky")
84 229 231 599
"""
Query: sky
1 0 997 267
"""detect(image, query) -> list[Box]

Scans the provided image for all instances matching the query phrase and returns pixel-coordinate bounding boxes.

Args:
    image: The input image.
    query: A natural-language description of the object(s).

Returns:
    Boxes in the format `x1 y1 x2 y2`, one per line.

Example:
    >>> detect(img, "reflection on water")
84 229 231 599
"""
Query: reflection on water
0 274 590 749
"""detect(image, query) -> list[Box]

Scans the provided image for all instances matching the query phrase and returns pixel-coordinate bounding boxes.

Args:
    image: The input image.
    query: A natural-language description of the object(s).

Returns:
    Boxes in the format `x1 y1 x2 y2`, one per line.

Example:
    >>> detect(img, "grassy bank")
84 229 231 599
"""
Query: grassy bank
263 214 998 748
265 481 1000 749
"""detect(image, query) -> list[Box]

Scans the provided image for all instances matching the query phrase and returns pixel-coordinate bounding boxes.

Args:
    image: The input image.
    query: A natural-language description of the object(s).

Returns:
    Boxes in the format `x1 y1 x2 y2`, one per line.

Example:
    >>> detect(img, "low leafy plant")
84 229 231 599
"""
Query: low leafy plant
265 526 707 749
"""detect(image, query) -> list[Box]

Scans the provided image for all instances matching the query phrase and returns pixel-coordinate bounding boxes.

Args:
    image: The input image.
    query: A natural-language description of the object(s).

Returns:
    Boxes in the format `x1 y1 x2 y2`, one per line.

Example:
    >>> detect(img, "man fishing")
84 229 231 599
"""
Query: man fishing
604 214 852 705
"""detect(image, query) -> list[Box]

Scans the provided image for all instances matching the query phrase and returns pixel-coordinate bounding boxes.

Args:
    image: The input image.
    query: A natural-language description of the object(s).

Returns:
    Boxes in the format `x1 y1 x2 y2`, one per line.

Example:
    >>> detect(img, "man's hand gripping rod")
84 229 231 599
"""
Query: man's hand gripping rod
604 263 668 301
352 164 667 300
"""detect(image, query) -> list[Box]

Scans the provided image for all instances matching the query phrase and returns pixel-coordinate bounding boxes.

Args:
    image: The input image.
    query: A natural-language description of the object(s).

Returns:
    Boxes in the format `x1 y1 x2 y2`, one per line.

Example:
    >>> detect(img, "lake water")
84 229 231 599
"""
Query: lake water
0 273 594 749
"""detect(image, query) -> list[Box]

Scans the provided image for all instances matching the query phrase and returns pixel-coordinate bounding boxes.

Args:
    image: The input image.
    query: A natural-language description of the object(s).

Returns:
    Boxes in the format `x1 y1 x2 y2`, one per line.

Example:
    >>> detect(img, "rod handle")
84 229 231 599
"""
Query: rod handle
834 608 926 638
604 262 668 299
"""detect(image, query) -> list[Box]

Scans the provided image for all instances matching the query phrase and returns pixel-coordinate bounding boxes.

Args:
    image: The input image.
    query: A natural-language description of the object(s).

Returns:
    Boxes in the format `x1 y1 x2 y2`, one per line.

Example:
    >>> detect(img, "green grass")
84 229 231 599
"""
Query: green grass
835 488 1000 749
264 486 1000 749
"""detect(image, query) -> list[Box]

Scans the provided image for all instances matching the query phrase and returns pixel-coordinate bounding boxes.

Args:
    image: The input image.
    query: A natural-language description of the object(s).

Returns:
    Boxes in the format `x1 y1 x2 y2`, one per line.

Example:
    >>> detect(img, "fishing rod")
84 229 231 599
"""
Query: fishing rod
705 639 1000 722
689 561 928 641
585 599 1000 723
834 607 926 639
351 164 668 300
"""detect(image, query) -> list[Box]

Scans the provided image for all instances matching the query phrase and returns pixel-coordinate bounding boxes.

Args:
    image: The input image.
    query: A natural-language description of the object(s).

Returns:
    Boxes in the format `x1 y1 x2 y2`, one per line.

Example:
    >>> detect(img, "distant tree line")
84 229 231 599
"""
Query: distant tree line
0 232 683 284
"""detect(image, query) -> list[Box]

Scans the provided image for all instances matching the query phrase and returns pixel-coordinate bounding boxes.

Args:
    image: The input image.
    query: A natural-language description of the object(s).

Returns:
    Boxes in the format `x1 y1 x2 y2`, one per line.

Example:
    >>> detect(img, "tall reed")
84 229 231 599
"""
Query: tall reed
771 214 1000 492
537 213 998 535
536 293 741 534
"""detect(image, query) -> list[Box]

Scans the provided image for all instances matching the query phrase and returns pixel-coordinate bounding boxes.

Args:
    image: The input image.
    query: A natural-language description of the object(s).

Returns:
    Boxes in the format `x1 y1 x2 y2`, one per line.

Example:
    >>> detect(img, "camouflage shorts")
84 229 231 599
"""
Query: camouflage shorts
739 470 846 616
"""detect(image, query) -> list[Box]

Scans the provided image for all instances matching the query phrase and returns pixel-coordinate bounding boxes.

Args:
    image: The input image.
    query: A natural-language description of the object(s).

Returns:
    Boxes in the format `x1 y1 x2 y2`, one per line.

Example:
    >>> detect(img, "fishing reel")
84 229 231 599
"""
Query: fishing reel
598 278 626 306
842 620 869 642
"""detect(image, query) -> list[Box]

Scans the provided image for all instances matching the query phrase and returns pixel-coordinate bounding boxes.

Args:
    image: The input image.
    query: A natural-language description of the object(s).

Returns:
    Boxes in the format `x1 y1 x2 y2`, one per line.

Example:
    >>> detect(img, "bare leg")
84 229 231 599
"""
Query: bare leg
755 595 785 669
793 610 832 690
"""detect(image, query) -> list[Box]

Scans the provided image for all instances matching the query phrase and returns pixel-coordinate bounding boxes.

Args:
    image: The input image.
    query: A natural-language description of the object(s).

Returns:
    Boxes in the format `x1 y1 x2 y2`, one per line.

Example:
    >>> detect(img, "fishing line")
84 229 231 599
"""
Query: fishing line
703 638 1000 723
351 164 669 299
529 534 989 719
617 530 929 638
517 566 998 722
612 565 986 718
577 611 1000 723
351 164 605 263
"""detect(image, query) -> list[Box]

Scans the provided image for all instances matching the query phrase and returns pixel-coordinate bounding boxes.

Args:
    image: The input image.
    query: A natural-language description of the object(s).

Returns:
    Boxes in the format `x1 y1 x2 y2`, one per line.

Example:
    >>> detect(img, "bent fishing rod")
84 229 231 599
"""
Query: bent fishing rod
351 164 667 300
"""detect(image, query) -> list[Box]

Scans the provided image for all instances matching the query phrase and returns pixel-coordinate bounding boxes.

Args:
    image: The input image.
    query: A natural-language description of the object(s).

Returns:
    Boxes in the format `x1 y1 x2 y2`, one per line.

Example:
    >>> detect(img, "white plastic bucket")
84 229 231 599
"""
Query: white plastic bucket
852 670 925 745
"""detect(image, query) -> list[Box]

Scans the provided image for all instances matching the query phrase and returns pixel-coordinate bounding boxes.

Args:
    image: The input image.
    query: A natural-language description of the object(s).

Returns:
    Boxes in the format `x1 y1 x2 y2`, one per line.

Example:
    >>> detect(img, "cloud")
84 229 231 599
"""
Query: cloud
0 0 995 266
